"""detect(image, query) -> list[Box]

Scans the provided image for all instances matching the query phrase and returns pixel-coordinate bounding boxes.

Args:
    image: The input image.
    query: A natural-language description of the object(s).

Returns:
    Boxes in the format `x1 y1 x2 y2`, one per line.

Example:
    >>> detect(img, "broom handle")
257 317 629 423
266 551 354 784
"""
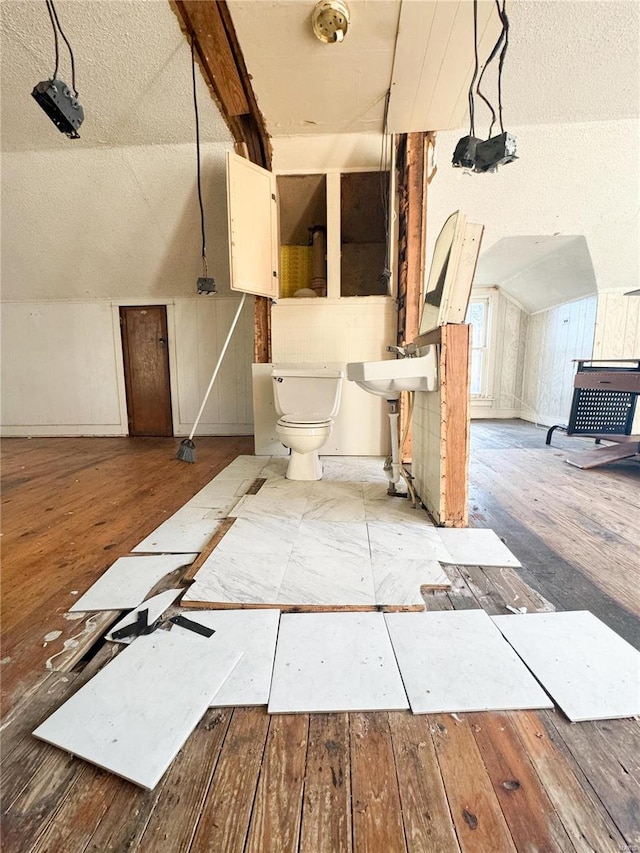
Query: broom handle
188 293 247 441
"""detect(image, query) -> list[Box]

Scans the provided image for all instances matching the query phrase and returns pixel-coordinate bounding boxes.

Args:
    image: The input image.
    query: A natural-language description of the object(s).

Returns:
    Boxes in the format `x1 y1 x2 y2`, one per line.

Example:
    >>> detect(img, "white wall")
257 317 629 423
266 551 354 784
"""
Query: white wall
1 143 233 301
521 295 597 426
267 299 397 455
471 287 528 419
594 291 640 359
1 296 253 437
0 142 257 437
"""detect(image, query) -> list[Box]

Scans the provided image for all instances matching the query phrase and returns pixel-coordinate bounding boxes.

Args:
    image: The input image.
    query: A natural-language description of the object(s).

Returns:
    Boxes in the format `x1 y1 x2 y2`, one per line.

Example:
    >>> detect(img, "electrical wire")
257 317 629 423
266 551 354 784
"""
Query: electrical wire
191 33 208 279
467 0 480 138
378 88 392 286
497 0 510 133
47 0 77 96
475 0 506 139
45 0 59 80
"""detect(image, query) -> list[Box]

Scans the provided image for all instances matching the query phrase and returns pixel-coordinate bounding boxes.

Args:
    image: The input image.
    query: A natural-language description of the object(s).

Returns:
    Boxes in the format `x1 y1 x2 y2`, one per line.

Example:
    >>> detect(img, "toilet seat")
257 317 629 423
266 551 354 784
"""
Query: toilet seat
277 414 332 428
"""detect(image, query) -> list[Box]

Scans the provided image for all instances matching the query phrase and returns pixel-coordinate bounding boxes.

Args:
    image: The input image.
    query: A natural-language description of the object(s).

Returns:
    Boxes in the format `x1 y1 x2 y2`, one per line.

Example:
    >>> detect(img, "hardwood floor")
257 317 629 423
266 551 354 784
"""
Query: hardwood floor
1 426 639 852
469 420 640 647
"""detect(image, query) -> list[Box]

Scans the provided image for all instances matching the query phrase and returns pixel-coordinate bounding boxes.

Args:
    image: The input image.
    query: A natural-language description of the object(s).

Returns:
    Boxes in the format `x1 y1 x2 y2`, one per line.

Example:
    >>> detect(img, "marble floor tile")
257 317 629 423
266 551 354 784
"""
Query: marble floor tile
215 517 300 556
70 555 196 611
493 611 640 721
436 528 521 567
303 482 366 523
260 458 289 479
203 502 239 520
259 478 313 497
33 631 242 790
213 456 268 481
182 551 290 605
268 613 409 713
319 458 372 482
233 492 309 521
277 556 375 606
385 610 552 715
367 521 451 561
173 609 281 707
291 521 371 562
105 588 183 643
186 478 253 508
133 507 221 554
364 495 432 526
372 558 450 606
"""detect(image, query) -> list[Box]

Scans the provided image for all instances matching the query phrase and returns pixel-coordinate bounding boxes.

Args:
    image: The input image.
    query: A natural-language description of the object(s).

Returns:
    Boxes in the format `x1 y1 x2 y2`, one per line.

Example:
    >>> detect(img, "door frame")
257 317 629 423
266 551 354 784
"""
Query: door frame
111 300 180 436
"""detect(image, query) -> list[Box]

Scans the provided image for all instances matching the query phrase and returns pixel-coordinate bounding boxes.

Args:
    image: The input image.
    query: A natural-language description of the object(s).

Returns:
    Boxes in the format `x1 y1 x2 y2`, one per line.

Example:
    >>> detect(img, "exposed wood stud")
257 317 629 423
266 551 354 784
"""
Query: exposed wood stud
396 132 430 461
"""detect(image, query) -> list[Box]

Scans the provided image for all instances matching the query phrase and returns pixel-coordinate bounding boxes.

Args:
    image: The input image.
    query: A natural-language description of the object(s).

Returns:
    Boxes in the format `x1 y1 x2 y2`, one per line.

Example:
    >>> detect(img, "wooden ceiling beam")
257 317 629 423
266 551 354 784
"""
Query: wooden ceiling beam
172 0 271 170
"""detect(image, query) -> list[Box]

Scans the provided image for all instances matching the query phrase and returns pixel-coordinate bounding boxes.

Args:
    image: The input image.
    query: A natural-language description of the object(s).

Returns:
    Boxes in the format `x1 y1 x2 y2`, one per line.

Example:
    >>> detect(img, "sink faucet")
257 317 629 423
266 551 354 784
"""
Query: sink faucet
387 343 418 358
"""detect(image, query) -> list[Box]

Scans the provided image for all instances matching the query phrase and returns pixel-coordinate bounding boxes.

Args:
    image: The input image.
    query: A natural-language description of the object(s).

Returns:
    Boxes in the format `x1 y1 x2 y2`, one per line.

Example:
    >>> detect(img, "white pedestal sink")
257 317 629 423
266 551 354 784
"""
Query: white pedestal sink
346 348 438 400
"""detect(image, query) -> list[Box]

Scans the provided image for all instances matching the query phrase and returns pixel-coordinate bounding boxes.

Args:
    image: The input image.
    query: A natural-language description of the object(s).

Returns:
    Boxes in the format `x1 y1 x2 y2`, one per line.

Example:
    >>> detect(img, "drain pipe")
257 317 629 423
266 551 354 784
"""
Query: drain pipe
384 399 402 495
384 397 418 505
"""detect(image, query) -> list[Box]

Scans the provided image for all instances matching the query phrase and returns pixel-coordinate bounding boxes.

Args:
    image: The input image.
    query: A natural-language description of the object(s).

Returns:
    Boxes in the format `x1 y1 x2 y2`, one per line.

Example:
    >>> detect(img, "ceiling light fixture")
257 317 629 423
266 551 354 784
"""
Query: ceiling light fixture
32 0 84 139
312 0 350 43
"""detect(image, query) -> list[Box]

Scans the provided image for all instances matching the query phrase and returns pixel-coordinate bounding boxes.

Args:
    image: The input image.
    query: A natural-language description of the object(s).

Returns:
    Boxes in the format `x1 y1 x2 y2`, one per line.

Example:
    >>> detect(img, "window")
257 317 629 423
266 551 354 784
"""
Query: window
466 298 490 397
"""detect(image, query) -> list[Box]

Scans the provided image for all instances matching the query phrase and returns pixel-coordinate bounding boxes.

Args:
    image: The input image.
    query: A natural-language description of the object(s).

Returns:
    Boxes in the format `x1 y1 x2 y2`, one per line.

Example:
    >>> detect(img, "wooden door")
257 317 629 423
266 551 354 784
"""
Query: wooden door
120 306 173 437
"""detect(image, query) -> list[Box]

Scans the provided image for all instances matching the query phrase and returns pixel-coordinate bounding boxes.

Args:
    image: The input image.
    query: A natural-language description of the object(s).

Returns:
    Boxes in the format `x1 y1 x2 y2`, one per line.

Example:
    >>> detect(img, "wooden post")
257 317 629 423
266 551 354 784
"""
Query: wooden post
396 132 429 460
439 324 470 526
410 324 470 526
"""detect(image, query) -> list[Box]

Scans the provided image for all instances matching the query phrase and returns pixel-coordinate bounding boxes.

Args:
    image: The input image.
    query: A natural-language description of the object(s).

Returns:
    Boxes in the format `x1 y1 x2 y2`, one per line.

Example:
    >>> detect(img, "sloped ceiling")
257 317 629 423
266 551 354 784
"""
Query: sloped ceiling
0 0 232 151
474 235 597 313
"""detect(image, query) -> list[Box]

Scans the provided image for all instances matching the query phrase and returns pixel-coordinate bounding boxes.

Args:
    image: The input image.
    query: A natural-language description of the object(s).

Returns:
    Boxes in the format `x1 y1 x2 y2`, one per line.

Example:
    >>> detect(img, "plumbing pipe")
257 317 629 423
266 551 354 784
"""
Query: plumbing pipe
309 226 327 297
385 400 402 494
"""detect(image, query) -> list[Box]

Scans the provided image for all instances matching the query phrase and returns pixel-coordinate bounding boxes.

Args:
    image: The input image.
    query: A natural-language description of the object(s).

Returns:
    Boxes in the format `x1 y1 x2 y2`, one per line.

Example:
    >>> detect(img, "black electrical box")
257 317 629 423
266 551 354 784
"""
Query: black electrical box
474 132 518 172
32 78 84 139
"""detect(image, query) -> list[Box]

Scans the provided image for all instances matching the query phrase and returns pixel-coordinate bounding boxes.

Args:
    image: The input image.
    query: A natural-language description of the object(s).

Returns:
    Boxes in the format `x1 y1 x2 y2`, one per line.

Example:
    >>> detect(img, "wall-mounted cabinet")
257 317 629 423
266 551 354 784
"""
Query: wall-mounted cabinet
227 151 393 302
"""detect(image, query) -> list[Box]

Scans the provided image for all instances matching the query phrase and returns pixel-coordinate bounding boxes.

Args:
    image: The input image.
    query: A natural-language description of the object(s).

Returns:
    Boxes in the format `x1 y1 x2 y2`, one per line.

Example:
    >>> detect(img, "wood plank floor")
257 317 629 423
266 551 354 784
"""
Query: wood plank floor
2 425 639 852
469 420 640 647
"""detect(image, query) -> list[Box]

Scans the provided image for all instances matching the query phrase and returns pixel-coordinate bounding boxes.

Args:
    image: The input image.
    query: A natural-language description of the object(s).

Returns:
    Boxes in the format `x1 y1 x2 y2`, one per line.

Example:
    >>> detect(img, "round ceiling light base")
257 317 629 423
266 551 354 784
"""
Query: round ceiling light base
311 0 350 43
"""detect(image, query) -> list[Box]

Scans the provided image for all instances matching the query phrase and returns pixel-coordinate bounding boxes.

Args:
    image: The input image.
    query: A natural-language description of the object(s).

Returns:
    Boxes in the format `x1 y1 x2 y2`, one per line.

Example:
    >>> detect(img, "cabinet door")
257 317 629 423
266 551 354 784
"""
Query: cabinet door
226 151 279 298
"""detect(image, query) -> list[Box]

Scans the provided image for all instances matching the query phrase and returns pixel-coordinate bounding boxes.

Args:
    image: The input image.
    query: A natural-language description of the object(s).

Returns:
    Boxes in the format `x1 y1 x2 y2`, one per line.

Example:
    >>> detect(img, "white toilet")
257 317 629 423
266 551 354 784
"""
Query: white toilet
271 367 344 480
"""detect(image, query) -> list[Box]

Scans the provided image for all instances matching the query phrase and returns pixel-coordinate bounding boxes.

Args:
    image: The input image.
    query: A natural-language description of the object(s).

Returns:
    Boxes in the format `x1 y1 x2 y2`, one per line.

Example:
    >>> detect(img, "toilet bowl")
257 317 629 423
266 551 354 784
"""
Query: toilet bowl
272 368 344 481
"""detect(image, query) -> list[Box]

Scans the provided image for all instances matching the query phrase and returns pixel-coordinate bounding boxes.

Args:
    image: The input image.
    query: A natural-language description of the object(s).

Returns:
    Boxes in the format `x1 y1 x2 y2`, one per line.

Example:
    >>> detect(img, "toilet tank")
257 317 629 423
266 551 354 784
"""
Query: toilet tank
272 367 344 418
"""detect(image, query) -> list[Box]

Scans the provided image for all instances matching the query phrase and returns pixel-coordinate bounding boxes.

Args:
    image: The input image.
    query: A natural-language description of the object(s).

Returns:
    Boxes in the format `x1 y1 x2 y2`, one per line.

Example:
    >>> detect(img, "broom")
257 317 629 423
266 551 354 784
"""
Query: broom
177 292 247 463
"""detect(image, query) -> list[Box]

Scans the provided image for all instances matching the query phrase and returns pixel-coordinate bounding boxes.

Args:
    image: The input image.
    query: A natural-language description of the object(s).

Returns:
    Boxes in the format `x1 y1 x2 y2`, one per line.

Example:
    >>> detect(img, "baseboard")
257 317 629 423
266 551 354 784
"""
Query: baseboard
1 424 127 437
2 423 255 438
519 411 565 428
470 408 521 420
175 423 254 437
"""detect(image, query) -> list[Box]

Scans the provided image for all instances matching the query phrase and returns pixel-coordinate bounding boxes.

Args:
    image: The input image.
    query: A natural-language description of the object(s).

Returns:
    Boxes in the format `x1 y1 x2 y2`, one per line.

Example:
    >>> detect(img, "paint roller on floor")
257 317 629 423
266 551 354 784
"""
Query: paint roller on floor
177 292 247 463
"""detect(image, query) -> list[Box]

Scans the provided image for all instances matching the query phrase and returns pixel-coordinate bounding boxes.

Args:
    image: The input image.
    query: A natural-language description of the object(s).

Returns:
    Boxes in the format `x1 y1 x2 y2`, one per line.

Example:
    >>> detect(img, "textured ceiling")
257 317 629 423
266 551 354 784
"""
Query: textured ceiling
228 0 640 137
2 1 637 153
0 0 232 151
474 235 598 313
228 0 401 136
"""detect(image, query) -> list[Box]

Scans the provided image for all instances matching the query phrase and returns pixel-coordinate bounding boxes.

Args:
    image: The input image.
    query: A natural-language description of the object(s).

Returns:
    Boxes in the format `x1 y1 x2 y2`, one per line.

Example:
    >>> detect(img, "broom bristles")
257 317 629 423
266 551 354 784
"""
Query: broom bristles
176 438 196 463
